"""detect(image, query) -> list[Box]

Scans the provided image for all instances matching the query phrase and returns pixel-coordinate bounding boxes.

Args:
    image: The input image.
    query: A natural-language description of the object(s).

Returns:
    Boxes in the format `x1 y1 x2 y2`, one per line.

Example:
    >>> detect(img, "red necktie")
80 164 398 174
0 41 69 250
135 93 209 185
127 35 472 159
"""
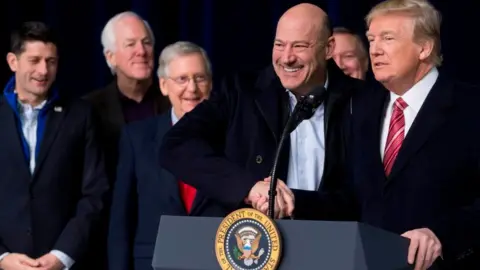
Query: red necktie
170 120 197 213
178 181 197 213
383 97 408 176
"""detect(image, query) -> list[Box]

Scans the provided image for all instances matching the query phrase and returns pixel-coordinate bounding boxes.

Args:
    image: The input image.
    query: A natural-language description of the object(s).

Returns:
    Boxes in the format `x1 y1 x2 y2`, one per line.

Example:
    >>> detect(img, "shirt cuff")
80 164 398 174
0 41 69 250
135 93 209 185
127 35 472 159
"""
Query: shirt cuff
50 250 75 270
0 252 9 262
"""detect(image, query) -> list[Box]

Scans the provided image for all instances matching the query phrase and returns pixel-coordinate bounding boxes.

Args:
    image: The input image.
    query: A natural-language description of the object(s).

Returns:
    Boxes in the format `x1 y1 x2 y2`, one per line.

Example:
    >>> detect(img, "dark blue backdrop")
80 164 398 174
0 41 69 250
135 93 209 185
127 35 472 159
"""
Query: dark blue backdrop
0 0 478 97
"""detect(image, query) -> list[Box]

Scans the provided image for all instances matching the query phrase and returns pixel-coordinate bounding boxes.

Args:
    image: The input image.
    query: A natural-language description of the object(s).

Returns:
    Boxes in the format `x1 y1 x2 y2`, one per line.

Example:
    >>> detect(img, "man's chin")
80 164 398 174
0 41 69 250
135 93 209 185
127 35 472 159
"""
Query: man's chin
130 72 152 81
279 79 302 91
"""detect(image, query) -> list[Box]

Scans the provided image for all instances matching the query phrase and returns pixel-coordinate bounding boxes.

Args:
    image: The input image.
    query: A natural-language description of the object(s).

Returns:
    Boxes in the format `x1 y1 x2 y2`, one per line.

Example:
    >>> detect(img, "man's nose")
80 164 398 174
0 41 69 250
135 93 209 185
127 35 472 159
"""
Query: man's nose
281 47 296 64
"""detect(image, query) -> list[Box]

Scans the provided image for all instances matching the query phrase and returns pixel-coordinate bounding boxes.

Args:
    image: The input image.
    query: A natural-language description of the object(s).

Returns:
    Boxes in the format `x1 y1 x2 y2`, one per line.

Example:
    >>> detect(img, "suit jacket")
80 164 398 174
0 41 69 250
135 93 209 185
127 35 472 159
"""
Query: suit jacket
346 71 480 268
83 80 169 269
84 80 170 182
159 60 365 219
0 95 108 269
108 112 230 270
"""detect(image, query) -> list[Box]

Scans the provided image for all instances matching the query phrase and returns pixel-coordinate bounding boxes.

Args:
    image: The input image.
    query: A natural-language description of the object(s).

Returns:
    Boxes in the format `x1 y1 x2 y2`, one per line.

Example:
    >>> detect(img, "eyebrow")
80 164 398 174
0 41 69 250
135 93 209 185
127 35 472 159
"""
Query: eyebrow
124 37 151 42
274 39 310 45
366 30 396 37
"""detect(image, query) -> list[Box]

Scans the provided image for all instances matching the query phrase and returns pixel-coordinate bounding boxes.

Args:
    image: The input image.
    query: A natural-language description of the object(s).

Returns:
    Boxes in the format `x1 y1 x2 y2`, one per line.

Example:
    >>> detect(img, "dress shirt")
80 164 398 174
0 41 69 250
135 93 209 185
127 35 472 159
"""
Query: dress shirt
380 67 439 159
119 86 158 123
286 77 329 191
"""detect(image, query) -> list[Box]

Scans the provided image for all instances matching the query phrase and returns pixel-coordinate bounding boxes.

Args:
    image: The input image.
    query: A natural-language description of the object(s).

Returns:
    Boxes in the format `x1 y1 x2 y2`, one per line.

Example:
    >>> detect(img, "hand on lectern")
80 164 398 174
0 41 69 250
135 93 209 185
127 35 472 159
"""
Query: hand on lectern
401 228 442 270
246 177 295 219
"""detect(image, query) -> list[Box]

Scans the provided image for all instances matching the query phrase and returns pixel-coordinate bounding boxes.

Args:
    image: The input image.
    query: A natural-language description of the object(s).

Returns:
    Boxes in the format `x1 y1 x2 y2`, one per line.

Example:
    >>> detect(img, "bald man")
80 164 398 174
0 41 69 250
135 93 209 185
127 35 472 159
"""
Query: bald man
159 3 366 220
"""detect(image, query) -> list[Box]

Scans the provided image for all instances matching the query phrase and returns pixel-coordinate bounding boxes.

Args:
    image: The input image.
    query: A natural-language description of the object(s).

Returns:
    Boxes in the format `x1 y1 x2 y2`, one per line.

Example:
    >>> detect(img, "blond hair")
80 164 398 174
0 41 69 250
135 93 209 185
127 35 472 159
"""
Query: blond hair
365 0 442 66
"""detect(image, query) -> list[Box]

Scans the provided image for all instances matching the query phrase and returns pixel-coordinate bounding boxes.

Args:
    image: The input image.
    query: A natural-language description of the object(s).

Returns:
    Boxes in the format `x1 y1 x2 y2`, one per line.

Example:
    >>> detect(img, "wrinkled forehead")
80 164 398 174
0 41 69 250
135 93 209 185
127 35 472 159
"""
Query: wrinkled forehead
366 14 415 38
19 41 58 59
334 33 359 50
114 17 151 42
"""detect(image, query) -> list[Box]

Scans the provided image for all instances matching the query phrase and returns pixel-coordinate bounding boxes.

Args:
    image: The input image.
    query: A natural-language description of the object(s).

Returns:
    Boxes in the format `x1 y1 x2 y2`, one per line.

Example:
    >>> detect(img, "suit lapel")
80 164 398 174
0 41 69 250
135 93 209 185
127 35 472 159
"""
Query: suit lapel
153 113 185 212
324 59 352 134
33 101 67 179
387 74 453 180
104 82 125 135
0 98 31 181
359 87 390 184
254 67 288 143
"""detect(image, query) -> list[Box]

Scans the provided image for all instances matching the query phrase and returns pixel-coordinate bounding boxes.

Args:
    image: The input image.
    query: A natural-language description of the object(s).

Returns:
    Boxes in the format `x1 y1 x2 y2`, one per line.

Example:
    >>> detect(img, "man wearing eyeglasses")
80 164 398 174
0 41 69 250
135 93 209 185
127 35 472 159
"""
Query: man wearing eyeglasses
159 3 367 220
108 41 222 270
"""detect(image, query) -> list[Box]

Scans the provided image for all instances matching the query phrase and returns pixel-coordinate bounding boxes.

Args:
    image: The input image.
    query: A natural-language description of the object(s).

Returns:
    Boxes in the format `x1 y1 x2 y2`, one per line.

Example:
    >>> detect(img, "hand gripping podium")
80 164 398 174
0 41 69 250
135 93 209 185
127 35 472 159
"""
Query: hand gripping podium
152 209 413 270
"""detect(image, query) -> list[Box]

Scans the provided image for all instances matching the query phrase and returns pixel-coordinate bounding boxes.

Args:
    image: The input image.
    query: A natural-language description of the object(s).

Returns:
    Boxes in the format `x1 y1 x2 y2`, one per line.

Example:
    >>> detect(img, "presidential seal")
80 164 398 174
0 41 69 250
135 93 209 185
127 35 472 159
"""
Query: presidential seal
215 208 282 270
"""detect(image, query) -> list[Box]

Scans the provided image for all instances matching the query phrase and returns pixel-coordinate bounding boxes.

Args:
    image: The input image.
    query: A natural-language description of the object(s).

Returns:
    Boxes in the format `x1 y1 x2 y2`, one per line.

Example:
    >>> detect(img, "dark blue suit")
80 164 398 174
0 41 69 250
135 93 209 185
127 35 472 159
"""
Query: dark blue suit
108 112 230 270
345 71 480 268
0 93 108 269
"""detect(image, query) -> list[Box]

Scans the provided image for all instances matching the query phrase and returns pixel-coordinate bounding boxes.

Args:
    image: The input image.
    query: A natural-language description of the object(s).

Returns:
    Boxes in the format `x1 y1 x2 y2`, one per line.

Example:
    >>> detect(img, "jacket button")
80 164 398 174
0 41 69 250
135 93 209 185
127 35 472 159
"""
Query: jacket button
256 155 263 164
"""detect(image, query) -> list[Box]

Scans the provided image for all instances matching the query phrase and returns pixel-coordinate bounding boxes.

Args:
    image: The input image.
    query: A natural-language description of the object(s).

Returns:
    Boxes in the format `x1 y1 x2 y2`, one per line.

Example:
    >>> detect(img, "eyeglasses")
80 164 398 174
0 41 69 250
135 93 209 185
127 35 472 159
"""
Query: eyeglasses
168 75 209 86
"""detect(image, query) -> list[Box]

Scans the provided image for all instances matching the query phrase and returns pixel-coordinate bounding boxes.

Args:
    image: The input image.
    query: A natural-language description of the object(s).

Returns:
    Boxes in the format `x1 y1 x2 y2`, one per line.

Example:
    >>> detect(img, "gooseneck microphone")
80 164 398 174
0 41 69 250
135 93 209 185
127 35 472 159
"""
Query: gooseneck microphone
268 86 327 219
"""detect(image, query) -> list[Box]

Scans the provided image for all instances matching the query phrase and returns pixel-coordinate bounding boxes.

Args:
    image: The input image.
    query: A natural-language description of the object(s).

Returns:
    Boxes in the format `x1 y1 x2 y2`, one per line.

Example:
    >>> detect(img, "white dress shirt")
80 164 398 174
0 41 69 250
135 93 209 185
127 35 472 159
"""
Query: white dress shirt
286 78 329 191
380 67 439 159
0 98 74 269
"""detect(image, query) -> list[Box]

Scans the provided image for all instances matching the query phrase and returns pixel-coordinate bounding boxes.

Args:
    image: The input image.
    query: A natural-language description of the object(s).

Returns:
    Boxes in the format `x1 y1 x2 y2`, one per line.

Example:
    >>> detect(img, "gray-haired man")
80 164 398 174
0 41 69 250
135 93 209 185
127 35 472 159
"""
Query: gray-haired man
83 11 169 270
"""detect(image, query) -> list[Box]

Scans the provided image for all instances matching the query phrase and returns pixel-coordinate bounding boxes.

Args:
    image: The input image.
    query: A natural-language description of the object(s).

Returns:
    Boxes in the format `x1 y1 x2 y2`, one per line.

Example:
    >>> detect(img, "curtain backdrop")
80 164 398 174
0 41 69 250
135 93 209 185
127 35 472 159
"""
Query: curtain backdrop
0 0 477 97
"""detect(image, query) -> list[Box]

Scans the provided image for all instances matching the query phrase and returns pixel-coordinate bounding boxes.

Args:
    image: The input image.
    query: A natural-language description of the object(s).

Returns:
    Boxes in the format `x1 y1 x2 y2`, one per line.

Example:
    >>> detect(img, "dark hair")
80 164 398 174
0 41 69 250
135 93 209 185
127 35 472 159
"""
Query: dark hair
333 26 356 35
332 26 368 61
10 21 57 55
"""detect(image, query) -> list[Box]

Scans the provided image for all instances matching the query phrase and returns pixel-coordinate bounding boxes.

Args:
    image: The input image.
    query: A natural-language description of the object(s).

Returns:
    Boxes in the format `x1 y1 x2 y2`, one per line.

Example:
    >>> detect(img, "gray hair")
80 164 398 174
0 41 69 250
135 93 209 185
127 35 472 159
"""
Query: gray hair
101 11 155 74
157 41 212 78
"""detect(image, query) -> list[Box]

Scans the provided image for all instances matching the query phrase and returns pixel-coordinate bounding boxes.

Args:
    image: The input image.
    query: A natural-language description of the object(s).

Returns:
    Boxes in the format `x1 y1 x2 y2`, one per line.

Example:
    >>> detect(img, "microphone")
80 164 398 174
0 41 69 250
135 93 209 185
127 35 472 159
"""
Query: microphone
267 86 327 219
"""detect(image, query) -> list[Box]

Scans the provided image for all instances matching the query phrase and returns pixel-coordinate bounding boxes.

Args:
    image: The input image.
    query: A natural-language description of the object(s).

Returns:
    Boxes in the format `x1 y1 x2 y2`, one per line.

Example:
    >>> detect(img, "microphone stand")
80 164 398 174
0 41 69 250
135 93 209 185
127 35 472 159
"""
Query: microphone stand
267 108 297 219
267 86 327 219
268 98 306 219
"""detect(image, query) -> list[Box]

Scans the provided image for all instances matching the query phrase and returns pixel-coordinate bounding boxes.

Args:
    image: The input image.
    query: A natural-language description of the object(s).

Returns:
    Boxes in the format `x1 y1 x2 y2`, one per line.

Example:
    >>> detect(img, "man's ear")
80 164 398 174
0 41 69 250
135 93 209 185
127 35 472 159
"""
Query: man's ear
325 36 335 60
6 52 18 72
159 78 169 96
418 39 434 61
105 50 116 68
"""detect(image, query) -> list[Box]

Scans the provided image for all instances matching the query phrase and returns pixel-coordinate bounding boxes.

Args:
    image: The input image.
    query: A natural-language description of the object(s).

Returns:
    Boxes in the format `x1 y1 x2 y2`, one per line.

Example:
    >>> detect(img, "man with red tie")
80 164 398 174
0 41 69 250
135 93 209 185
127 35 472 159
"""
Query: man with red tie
107 41 226 270
254 0 480 269
346 0 480 269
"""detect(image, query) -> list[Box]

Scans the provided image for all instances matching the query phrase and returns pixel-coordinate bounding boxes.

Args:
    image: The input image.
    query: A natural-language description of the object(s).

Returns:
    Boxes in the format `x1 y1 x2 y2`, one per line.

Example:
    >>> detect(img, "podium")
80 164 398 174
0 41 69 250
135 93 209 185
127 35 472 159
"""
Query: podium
152 214 414 270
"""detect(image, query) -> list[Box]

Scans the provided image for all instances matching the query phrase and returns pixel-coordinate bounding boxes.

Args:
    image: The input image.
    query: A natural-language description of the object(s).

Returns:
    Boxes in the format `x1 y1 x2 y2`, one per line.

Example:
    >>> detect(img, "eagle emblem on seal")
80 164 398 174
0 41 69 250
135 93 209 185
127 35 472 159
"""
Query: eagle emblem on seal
233 226 265 266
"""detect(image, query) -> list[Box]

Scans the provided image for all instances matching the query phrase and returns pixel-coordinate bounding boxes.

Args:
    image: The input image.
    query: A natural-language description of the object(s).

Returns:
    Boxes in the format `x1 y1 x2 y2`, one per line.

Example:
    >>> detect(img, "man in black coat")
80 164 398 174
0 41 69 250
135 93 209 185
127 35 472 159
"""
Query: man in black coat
159 3 366 219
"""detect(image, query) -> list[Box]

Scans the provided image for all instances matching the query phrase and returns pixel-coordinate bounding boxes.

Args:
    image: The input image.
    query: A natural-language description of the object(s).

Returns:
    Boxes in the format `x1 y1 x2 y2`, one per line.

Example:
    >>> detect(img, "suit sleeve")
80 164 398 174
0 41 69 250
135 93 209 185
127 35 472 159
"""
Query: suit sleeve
159 76 258 208
53 105 109 261
107 127 137 270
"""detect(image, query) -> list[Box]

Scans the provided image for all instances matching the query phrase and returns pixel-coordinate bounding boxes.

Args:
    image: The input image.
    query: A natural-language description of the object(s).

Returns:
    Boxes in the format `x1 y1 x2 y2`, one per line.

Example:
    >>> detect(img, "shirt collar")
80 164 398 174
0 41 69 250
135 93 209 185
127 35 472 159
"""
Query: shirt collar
16 94 47 113
171 108 179 125
389 67 439 113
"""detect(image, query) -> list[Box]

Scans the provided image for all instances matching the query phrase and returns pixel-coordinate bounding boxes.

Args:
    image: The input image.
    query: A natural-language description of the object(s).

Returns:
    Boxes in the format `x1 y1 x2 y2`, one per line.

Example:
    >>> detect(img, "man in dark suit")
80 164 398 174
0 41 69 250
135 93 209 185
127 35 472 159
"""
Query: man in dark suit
0 22 108 270
108 41 226 270
84 11 169 184
270 0 480 269
353 1 479 268
83 12 169 269
159 3 365 219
